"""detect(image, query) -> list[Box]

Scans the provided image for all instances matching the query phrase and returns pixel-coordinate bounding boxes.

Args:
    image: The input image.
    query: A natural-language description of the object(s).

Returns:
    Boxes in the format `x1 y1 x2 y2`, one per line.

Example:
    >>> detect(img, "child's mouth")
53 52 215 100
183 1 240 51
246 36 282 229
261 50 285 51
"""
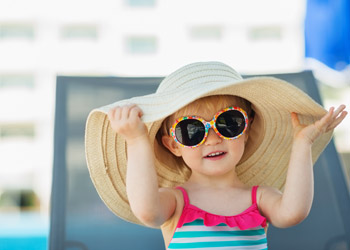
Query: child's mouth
204 151 226 159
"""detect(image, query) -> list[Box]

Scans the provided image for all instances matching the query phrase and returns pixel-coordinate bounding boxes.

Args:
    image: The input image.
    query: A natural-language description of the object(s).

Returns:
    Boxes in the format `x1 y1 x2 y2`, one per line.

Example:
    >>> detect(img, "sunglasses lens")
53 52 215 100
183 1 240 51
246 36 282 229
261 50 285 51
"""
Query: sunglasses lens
175 119 205 146
216 110 246 138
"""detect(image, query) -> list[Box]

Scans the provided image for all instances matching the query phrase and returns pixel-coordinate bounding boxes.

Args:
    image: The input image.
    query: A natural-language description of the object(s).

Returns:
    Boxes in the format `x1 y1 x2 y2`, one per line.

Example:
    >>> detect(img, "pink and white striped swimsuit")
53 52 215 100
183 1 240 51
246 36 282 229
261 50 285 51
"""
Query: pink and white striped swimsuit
167 186 268 250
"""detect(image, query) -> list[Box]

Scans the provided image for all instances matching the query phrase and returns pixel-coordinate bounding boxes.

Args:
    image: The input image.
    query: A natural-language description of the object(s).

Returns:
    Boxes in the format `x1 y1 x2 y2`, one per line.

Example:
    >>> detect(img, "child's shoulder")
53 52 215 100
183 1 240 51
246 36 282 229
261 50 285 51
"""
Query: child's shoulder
255 185 282 209
159 186 186 211
257 185 282 197
159 187 185 230
159 186 184 196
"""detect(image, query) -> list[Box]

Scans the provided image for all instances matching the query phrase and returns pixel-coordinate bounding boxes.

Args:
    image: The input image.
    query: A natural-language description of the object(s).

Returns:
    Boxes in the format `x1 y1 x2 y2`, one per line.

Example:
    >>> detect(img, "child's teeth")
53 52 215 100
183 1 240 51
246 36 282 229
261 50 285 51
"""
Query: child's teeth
208 152 223 157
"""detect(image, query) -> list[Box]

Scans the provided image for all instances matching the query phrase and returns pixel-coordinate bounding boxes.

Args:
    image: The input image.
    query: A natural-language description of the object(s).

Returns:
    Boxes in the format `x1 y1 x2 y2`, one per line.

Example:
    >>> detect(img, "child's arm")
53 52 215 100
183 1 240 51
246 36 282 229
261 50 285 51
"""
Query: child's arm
108 104 177 227
259 105 347 228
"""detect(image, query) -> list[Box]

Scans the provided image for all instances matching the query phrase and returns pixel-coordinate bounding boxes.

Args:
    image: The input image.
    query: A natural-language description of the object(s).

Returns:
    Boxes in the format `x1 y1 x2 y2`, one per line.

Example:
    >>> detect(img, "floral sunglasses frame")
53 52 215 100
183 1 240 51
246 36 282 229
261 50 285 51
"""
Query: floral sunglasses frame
169 106 249 148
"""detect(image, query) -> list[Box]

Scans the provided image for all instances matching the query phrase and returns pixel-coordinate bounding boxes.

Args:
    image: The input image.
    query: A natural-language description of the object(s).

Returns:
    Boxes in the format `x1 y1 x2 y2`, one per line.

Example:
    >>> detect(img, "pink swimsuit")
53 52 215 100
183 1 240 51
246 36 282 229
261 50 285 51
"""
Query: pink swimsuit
167 186 268 250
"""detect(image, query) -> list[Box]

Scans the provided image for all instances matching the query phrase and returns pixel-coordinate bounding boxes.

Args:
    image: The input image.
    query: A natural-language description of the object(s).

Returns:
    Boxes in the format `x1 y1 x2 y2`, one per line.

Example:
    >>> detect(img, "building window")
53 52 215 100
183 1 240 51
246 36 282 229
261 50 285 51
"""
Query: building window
0 124 35 139
0 75 35 89
248 26 282 41
126 0 155 7
126 36 157 54
0 23 34 40
190 26 222 41
60 25 98 40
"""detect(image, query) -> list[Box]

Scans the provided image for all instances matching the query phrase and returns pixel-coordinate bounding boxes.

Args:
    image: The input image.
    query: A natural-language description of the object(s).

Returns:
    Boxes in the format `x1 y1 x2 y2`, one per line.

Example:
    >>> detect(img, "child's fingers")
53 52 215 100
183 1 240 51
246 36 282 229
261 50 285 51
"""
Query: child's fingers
107 108 114 120
120 104 135 120
120 106 128 120
112 106 122 121
326 110 348 132
316 107 334 130
291 112 300 128
108 107 118 121
331 105 346 120
124 104 141 121
321 105 347 132
129 105 143 119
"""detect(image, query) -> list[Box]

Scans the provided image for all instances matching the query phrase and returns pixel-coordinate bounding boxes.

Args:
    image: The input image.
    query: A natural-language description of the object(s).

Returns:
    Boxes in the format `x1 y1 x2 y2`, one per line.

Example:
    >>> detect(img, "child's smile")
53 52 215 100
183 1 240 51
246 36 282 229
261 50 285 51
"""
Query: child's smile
203 151 227 160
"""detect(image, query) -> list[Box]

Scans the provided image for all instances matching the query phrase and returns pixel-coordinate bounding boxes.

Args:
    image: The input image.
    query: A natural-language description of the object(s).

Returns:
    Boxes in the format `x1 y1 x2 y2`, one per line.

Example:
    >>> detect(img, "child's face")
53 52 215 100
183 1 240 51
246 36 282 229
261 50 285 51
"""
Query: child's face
162 97 248 177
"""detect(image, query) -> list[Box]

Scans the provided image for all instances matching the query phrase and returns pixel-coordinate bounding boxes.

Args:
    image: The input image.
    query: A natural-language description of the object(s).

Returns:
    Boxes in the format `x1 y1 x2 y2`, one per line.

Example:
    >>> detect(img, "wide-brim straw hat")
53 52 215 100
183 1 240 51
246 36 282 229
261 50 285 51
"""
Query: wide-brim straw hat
85 61 333 226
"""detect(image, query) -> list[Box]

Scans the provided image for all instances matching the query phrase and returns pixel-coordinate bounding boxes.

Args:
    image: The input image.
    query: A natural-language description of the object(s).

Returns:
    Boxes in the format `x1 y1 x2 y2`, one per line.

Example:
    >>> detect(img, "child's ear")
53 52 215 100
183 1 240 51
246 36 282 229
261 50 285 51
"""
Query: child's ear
244 132 249 144
162 135 182 157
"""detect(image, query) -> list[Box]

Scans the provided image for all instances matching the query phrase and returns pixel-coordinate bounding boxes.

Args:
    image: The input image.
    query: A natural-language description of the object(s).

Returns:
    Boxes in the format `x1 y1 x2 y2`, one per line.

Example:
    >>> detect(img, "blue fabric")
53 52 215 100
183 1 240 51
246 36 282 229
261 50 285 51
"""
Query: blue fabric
305 0 350 70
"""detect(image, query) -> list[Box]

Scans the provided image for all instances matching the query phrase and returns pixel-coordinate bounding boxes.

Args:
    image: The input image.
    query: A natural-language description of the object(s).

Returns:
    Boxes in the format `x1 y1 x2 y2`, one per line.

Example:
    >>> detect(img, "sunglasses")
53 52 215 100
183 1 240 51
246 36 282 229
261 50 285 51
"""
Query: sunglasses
169 107 248 148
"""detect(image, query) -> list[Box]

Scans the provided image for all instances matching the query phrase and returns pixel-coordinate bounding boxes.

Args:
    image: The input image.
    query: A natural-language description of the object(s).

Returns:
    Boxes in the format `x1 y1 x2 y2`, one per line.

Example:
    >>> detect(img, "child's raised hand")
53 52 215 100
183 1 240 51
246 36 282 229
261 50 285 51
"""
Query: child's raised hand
107 104 148 144
291 105 347 144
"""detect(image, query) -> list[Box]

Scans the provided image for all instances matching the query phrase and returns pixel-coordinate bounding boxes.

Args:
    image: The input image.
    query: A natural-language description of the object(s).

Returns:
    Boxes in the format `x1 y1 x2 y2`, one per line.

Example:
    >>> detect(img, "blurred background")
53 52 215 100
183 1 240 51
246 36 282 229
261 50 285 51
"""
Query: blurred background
0 0 349 249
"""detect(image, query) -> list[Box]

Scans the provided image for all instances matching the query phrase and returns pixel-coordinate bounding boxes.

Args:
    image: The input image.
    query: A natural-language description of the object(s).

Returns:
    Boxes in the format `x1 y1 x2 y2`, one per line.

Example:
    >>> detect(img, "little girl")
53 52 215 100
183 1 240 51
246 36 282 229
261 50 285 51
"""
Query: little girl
85 62 347 249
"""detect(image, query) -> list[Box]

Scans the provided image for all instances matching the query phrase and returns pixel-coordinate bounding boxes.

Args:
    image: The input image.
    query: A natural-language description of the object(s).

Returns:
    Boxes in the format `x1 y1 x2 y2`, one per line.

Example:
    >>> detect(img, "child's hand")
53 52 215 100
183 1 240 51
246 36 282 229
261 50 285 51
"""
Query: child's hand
107 104 148 144
291 105 347 144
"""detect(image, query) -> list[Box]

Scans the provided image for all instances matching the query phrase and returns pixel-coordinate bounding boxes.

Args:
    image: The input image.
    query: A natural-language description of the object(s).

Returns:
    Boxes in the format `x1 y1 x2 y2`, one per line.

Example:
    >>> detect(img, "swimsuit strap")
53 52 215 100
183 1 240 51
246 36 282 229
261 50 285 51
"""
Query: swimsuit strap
251 185 259 204
176 186 190 206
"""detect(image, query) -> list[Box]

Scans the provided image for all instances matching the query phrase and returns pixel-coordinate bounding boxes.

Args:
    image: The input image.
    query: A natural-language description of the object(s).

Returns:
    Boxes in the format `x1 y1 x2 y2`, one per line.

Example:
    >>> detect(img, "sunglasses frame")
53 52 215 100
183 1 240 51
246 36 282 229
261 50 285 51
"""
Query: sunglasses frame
169 106 249 148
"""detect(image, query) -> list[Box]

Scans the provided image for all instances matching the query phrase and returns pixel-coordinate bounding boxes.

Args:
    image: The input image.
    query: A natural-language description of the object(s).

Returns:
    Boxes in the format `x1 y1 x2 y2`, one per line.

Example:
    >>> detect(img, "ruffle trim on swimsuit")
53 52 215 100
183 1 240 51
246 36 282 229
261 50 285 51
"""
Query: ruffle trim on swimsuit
176 186 267 230
176 203 267 230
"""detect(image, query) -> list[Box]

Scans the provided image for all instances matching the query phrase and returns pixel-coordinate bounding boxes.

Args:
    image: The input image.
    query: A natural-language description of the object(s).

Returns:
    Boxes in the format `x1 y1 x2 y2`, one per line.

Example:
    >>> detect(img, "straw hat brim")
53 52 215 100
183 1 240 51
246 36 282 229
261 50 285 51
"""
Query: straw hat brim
85 76 332 226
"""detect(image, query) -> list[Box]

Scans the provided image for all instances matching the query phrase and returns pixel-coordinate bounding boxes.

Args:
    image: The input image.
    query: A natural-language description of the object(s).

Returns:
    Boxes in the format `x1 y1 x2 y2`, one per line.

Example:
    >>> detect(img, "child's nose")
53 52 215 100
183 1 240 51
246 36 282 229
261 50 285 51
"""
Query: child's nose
204 128 222 146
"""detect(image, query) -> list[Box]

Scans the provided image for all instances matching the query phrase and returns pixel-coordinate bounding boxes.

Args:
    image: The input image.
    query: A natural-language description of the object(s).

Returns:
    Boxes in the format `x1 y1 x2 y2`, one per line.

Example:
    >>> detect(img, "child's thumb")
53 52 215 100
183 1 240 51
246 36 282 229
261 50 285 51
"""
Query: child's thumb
291 112 300 128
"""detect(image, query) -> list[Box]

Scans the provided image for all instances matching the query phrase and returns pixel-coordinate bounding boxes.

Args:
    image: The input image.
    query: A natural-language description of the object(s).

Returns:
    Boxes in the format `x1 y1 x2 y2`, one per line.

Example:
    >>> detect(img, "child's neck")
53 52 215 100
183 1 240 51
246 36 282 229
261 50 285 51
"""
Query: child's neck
186 171 245 189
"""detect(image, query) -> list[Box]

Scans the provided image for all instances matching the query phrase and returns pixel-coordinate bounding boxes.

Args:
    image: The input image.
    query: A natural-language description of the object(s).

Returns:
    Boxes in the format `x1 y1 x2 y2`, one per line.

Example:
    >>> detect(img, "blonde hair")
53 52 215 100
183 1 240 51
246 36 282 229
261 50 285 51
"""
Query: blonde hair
155 95 253 181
